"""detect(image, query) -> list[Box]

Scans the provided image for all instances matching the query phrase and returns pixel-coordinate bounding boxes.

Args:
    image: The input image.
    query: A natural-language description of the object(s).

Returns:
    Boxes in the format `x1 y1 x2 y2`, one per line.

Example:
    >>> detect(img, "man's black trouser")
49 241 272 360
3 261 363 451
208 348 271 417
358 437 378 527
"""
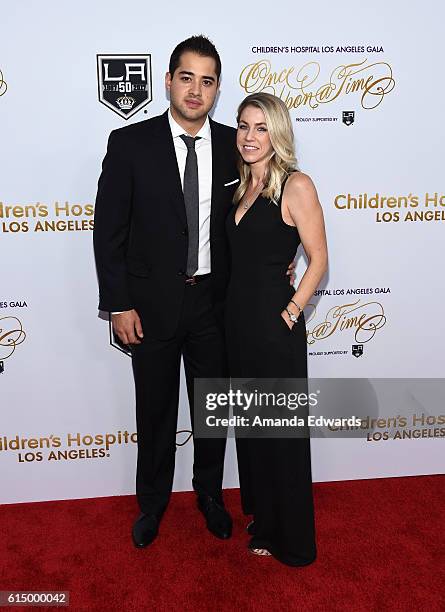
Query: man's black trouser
131 276 227 518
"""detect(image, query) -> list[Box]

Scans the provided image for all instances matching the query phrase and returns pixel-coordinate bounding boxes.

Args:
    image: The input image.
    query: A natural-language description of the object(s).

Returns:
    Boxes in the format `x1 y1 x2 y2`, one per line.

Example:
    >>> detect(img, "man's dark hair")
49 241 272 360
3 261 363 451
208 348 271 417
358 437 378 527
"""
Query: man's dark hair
169 35 221 80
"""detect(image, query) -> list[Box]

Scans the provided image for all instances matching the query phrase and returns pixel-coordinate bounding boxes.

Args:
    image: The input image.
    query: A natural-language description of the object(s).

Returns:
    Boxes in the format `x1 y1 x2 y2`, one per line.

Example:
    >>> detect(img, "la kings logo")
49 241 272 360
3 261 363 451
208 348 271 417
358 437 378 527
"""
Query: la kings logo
97 55 152 119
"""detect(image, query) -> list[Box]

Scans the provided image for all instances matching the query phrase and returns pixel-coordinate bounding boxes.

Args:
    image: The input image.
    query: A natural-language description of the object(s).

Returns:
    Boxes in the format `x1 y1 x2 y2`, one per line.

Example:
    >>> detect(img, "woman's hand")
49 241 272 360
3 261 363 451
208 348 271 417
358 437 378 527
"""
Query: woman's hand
281 308 296 330
281 299 301 330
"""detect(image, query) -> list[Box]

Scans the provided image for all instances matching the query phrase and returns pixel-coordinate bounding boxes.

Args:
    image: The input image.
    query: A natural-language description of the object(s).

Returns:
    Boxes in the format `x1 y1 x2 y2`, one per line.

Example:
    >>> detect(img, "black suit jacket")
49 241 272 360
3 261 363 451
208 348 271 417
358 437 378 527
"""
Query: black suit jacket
93 110 238 339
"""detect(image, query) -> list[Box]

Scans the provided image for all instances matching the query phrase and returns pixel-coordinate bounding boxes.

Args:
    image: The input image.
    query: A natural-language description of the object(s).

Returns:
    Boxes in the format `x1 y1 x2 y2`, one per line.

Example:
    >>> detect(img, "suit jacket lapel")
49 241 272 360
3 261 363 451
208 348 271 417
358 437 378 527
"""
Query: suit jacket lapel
154 112 228 230
154 111 187 226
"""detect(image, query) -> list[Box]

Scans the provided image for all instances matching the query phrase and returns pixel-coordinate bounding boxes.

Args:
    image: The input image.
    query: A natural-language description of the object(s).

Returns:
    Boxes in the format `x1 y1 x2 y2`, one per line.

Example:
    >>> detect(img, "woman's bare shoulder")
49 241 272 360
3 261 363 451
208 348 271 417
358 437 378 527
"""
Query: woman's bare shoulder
284 171 319 212
286 170 316 194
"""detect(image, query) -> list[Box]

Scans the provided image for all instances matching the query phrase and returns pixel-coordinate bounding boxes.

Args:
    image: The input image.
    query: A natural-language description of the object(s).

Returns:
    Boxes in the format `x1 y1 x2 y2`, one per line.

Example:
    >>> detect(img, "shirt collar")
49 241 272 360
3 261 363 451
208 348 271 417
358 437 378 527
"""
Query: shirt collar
168 108 211 141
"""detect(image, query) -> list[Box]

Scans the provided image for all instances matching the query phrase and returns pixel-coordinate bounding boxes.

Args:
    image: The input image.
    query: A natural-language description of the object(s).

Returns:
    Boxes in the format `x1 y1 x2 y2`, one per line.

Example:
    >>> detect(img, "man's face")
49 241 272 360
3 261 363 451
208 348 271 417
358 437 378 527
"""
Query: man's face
166 51 219 125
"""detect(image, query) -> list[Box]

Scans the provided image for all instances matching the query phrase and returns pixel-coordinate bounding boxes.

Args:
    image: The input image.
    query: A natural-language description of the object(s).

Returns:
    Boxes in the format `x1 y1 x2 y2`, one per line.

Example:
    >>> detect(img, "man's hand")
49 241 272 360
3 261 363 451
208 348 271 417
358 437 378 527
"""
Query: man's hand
111 309 143 345
286 260 296 286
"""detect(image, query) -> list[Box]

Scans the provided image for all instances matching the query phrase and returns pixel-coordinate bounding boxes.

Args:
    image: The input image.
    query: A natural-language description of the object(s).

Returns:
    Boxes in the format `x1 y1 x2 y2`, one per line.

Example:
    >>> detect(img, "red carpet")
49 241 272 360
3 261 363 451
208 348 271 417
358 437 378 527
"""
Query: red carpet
1 476 444 611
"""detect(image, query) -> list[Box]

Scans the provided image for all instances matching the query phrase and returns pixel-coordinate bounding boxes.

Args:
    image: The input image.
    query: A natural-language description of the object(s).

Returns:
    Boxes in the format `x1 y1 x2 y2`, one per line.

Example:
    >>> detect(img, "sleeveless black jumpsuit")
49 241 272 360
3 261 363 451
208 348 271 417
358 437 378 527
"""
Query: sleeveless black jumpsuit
225 177 316 566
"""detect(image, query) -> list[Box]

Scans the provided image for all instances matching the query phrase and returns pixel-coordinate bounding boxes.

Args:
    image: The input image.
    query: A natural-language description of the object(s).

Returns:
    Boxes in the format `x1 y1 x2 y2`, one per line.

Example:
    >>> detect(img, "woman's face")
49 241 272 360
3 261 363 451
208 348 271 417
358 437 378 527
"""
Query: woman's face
237 105 274 166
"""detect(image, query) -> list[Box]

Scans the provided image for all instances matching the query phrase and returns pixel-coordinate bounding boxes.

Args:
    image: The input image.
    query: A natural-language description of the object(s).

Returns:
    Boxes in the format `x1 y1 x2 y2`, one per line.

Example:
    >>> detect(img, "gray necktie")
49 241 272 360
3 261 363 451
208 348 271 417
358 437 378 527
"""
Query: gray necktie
180 134 200 276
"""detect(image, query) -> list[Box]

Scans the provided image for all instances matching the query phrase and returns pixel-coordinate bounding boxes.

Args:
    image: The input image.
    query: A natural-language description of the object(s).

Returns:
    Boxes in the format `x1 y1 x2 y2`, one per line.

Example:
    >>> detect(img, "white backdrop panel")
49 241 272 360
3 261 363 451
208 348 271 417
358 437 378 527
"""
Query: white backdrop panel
0 0 443 504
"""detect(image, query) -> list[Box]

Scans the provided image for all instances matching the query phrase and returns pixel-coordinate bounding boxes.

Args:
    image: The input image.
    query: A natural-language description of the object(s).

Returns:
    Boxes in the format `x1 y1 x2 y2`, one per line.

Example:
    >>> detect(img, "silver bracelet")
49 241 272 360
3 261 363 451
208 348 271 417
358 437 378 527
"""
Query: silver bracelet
285 308 299 324
290 299 302 314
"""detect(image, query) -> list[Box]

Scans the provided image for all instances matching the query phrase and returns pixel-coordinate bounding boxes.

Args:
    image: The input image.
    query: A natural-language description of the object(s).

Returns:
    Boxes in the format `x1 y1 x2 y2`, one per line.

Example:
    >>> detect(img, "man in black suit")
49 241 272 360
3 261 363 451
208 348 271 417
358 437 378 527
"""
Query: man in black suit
93 36 238 547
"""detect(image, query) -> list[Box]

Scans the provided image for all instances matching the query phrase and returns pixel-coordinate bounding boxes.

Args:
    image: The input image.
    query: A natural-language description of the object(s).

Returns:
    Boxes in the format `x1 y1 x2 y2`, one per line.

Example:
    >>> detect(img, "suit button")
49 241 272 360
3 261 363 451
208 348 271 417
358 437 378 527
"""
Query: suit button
182 229 188 236
178 270 185 275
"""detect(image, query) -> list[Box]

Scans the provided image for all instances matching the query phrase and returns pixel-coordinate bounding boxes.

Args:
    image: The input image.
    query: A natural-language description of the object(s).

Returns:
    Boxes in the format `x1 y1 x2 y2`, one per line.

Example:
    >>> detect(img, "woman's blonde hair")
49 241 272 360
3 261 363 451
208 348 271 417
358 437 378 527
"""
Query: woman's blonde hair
233 92 298 205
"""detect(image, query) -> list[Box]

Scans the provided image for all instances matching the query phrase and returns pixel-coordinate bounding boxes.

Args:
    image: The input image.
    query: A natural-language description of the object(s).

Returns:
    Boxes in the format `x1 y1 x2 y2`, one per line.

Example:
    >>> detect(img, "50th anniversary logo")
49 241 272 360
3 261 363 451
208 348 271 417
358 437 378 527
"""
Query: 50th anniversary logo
97 54 153 119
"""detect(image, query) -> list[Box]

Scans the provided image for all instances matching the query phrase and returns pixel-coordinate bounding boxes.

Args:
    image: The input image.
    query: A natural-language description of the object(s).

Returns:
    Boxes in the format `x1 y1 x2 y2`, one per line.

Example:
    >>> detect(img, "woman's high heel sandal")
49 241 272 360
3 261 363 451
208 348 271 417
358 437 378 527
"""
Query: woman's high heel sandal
249 547 271 556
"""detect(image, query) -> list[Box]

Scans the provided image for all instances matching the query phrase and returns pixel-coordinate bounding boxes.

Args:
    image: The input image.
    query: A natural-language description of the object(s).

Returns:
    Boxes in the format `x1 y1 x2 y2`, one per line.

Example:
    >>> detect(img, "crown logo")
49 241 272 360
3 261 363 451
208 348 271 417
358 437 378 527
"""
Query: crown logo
116 95 135 110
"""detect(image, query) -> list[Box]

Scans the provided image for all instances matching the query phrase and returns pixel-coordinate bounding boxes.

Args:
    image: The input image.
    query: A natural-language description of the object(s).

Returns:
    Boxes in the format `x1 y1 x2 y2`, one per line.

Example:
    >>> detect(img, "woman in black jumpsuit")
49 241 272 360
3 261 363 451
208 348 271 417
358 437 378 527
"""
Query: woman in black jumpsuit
225 93 328 566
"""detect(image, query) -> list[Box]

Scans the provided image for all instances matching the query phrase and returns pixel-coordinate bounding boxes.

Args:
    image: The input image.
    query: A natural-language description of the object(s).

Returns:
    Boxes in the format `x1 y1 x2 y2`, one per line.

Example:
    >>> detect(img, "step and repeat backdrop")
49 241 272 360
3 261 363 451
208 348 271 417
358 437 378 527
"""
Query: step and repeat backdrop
1 1 443 503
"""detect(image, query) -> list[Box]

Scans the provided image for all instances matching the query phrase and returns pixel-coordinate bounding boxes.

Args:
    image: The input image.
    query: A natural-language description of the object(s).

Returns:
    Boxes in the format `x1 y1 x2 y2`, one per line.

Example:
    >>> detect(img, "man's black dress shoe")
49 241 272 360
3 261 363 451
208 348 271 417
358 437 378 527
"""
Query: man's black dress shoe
132 513 159 548
197 495 233 539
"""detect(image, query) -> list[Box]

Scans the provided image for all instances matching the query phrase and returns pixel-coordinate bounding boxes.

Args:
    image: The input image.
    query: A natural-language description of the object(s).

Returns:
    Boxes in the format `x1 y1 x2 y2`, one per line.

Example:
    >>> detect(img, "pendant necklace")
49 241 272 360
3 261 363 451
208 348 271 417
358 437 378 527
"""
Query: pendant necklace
242 180 264 210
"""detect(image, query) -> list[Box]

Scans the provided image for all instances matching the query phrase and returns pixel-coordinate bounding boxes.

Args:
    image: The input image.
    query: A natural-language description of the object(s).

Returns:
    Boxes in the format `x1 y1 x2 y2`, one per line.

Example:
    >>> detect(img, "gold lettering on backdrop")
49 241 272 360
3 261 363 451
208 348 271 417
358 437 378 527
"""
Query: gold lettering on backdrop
239 59 395 110
0 68 7 97
0 317 26 359
305 300 386 345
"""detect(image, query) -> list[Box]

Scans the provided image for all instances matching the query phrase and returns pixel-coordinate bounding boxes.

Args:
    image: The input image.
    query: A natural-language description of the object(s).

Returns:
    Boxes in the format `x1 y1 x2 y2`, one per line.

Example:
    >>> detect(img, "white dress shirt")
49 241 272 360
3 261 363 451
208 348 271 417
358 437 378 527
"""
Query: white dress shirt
168 109 212 275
